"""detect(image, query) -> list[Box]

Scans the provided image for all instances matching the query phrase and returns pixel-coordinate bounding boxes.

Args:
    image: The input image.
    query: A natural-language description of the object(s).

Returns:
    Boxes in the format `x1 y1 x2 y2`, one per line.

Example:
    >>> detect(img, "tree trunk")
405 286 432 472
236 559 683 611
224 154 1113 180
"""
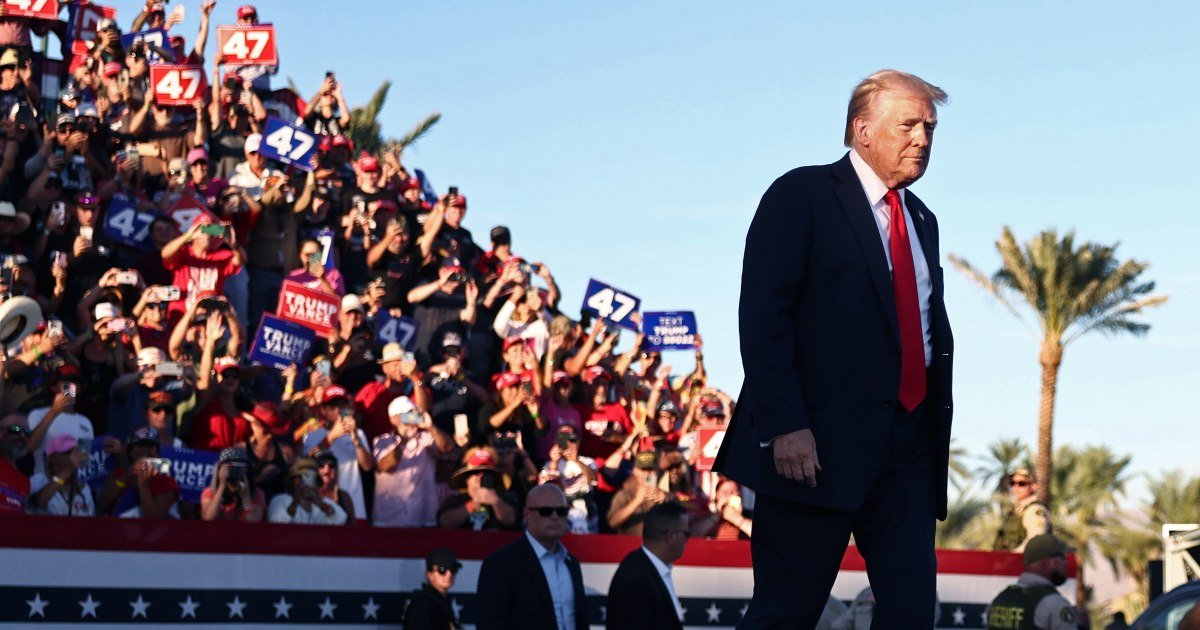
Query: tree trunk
1036 338 1063 507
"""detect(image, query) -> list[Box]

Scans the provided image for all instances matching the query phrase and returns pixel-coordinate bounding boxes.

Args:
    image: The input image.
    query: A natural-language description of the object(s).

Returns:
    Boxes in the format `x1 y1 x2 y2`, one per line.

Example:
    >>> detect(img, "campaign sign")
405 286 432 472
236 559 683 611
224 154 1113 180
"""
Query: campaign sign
374 310 420 350
169 194 207 231
121 28 168 63
217 24 278 66
4 0 59 21
70 2 115 44
695 426 726 472
259 116 317 171
581 279 641 331
149 64 207 105
642 311 699 351
103 196 159 251
77 443 216 502
276 280 339 336
249 313 316 370
162 447 218 503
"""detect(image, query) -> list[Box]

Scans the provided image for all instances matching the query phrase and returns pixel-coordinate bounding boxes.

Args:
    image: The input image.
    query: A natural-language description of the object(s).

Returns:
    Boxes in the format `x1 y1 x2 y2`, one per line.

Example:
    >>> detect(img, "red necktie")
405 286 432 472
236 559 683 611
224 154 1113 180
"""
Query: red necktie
884 190 926 411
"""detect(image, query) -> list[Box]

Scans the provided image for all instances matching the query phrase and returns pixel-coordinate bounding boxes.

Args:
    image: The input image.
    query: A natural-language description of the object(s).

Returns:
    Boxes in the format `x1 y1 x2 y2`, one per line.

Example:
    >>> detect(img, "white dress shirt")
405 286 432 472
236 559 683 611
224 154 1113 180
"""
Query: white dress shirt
642 546 684 622
526 531 577 630
849 149 934 365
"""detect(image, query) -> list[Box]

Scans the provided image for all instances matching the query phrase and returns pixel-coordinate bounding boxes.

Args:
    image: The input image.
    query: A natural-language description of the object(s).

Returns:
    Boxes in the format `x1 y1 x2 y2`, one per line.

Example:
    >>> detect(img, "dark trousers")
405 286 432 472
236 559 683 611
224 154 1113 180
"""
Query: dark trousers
739 404 937 630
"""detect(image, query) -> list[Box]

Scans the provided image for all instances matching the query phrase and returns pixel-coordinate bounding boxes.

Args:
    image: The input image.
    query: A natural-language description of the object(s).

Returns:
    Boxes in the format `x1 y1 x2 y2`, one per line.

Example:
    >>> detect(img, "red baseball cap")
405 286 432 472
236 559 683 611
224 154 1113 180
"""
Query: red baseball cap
237 5 257 19
169 35 185 48
214 357 241 374
321 386 349 405
357 154 380 173
401 177 421 191
249 401 290 437
503 337 526 352
552 371 571 385
582 366 611 385
374 198 398 213
102 62 123 78
493 372 521 391
447 194 467 209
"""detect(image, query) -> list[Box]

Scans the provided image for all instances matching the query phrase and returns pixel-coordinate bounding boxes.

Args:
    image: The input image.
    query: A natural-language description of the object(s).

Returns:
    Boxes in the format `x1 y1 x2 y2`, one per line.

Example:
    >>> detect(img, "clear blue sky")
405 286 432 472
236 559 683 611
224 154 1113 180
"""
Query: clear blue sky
108 1 1198 501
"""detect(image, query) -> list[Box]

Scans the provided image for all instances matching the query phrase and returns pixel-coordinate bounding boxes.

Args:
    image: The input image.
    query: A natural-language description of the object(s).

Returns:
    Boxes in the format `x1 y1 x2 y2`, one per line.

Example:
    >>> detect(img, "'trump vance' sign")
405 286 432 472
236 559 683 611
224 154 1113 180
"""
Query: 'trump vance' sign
276 281 339 336
249 314 316 369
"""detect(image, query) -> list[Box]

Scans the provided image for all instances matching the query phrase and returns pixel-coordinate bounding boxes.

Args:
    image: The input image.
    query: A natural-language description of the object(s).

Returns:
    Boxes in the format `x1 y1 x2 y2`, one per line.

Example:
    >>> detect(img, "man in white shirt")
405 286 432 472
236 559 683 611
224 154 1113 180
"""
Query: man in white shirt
26 366 94 478
476 484 587 630
606 501 689 630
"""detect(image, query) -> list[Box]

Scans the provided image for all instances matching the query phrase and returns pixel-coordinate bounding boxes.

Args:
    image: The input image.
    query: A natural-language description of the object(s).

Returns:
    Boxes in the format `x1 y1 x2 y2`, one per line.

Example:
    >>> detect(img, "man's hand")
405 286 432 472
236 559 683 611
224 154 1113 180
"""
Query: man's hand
773 428 821 488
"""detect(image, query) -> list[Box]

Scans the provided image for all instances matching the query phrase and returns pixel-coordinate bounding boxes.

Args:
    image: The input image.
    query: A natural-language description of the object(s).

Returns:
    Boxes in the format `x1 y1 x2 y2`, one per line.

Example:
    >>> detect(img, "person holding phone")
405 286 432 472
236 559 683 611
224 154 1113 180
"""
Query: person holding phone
267 458 346 525
436 447 518 531
25 364 95 476
96 426 179 519
283 237 345 295
160 212 245 318
303 72 350 137
301 386 372 522
371 396 453 527
200 447 265 522
28 434 95 517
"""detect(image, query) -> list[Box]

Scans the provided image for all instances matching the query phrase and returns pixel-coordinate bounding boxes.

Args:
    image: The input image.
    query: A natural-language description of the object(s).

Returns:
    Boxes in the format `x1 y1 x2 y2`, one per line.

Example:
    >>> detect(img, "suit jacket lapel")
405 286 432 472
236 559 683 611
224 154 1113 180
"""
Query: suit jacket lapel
904 191 942 297
832 154 899 341
518 537 557 621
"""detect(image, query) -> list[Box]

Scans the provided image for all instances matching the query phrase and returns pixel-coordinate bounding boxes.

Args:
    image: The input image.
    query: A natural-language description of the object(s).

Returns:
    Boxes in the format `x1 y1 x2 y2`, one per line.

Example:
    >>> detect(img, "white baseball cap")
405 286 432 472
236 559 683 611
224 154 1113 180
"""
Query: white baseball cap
340 294 364 313
244 133 262 154
94 303 120 322
387 396 416 418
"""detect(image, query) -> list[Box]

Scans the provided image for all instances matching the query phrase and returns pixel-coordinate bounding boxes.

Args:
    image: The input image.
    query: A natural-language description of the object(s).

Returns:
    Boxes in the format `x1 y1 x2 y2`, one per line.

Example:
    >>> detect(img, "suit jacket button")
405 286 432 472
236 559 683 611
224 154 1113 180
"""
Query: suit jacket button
883 400 894 408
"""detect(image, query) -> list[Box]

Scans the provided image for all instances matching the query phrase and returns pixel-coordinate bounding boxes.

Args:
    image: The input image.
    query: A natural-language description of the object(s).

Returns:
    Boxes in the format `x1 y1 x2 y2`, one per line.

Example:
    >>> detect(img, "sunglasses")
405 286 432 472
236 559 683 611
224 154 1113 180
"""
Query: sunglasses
433 565 459 576
3 425 30 436
317 461 336 470
147 302 168 310
1011 480 1031 487
149 406 175 414
530 506 569 518
57 124 75 132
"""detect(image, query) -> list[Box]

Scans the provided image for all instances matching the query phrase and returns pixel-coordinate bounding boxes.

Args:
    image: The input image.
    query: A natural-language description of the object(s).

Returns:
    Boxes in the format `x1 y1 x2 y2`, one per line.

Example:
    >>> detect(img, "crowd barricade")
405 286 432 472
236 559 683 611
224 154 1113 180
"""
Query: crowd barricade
0 515 1072 628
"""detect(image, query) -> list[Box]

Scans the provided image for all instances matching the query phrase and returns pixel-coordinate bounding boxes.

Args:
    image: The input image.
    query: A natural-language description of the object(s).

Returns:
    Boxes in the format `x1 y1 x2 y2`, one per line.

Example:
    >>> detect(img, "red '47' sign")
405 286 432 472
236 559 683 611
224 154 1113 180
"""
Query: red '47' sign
4 0 58 20
217 25 278 66
276 281 338 336
150 65 207 105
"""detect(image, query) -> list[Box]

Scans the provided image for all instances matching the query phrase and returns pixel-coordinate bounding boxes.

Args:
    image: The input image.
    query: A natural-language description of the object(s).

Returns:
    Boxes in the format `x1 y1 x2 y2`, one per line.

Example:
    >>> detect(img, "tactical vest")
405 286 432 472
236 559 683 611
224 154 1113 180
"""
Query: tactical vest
986 584 1059 630
993 508 1027 551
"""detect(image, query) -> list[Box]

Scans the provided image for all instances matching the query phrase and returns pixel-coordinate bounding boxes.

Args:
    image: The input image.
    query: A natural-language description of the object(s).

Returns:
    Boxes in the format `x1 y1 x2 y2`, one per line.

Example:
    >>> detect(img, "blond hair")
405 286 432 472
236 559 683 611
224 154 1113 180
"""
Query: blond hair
843 69 948 147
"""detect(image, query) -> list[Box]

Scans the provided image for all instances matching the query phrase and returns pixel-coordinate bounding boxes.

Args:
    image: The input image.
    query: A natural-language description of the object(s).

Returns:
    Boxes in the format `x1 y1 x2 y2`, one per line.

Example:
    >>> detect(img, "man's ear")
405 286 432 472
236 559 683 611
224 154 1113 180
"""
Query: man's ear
853 116 872 148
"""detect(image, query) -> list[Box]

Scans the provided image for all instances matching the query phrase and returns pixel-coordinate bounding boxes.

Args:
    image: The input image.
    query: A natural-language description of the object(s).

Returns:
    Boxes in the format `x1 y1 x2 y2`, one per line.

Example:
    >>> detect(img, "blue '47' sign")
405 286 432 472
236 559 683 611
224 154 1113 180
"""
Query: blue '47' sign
260 116 318 171
374 310 420 350
104 195 159 251
581 279 641 331
642 311 699 351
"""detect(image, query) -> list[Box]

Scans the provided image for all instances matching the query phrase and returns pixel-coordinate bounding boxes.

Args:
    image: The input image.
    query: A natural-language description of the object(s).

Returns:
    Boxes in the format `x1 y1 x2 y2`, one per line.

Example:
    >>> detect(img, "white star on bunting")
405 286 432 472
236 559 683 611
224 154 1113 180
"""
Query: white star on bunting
129 594 151 619
739 603 749 618
26 593 49 618
78 593 101 619
600 605 607 621
178 596 199 619
952 606 965 625
362 597 380 620
981 610 989 625
226 595 247 619
706 602 723 623
273 596 293 620
318 596 338 620
451 597 464 618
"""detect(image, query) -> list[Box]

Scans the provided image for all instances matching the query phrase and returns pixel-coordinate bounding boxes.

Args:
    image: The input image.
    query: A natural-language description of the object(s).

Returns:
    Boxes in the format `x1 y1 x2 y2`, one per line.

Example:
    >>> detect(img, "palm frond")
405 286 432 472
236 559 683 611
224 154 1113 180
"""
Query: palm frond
384 112 442 154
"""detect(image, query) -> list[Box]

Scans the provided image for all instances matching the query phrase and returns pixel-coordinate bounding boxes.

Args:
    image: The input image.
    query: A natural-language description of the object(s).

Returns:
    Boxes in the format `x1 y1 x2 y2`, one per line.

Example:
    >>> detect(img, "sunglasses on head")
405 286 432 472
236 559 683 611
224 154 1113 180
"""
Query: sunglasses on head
4 425 30 436
530 506 569 518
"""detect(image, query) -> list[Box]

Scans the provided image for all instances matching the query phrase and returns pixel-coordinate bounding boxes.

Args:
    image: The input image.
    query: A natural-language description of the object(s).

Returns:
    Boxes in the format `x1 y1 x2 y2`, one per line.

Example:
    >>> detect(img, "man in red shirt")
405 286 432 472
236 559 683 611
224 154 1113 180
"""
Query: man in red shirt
576 366 633 461
354 343 430 440
160 213 245 316
0 413 30 515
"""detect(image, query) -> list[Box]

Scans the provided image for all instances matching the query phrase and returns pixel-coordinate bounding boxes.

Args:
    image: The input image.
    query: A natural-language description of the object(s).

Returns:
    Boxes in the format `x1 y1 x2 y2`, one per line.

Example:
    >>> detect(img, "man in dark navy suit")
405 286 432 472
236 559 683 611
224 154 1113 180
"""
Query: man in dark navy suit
605 501 689 630
475 484 588 630
715 69 955 629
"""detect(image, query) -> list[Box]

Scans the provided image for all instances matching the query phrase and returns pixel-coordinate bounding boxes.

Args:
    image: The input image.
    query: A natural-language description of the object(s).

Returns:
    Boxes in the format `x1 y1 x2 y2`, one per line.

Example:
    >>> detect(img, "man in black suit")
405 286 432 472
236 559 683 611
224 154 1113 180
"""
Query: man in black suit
475 484 588 630
605 501 688 630
715 69 955 629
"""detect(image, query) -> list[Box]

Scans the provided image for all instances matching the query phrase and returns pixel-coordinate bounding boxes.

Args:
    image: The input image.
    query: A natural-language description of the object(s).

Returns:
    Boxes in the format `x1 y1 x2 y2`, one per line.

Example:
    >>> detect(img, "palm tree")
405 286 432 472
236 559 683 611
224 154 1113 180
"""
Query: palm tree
974 437 1031 495
950 228 1167 506
345 80 442 158
1047 444 1134 608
